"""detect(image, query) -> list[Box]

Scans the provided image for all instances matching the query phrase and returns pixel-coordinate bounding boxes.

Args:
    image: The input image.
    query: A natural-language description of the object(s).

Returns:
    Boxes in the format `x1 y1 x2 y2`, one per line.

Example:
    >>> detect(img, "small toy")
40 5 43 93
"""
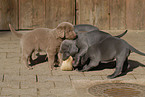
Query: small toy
60 56 73 71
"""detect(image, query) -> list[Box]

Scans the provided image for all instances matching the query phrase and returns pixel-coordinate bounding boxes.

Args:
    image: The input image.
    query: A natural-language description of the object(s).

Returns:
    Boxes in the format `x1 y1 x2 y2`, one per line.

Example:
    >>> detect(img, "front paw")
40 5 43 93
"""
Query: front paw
79 65 89 72
79 69 87 72
73 56 80 67
72 61 79 68
73 63 78 68
28 67 33 70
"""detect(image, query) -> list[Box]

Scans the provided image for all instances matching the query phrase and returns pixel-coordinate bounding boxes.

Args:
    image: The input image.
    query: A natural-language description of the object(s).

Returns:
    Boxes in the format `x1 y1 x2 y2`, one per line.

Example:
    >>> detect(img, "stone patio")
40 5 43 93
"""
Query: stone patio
0 30 145 97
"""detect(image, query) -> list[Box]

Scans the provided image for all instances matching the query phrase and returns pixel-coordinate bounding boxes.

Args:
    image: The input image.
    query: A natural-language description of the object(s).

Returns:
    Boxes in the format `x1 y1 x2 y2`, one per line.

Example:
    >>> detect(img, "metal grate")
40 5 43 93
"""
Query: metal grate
88 83 145 97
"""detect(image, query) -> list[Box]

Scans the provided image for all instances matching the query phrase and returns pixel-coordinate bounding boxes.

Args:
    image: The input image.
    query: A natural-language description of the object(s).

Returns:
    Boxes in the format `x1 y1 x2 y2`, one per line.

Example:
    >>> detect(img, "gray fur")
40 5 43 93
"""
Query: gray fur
60 37 145 79
62 30 127 67
74 24 128 38
74 24 99 33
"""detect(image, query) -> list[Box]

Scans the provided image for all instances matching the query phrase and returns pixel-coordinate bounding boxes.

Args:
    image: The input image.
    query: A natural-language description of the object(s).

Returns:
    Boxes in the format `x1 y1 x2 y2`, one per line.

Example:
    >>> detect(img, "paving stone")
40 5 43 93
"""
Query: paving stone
49 88 77 97
2 69 20 76
4 74 36 82
84 70 107 76
0 58 20 65
75 88 94 97
0 74 3 81
133 74 145 79
0 53 6 59
36 88 53 96
6 52 20 58
70 75 90 81
0 96 19 97
38 94 57 97
20 81 54 89
0 48 20 53
1 88 37 96
20 95 35 97
10 36 20 41
70 75 102 81
0 44 20 49
39 75 71 82
54 81 72 88
20 81 37 89
20 63 51 76
0 81 19 89
52 68 84 76
0 40 19 44
37 82 55 89
0 37 11 41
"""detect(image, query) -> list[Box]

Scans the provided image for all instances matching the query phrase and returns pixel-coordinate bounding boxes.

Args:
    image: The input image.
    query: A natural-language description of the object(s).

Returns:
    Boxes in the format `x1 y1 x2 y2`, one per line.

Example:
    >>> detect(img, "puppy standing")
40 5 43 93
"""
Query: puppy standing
60 38 145 79
9 22 77 70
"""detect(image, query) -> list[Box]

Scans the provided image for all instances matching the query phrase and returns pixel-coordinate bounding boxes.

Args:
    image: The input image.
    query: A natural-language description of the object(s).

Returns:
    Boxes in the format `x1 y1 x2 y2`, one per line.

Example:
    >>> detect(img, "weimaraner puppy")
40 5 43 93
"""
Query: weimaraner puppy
66 29 127 67
74 24 127 38
9 22 77 70
60 37 145 79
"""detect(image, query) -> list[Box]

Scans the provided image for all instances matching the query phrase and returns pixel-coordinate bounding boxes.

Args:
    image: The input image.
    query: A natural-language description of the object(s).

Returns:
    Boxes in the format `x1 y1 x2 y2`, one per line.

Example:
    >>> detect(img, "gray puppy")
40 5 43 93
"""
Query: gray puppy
60 37 145 79
74 24 127 38
66 30 127 67
74 24 99 33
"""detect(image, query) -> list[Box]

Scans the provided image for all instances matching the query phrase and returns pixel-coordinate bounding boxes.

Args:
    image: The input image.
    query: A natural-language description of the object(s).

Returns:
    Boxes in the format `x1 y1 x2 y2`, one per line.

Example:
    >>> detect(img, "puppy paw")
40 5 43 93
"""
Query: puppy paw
107 75 115 79
80 69 87 72
28 67 33 70
72 63 78 68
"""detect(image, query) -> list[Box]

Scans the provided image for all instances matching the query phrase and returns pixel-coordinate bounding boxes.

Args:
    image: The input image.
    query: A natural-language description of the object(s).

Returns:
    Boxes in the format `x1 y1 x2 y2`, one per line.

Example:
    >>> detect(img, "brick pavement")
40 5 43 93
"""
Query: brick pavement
0 30 145 97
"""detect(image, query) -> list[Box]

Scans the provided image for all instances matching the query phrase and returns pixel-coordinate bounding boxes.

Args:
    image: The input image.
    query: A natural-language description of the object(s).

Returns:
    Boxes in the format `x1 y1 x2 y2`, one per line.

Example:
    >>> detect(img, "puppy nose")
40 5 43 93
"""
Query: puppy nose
75 34 78 38
73 33 77 37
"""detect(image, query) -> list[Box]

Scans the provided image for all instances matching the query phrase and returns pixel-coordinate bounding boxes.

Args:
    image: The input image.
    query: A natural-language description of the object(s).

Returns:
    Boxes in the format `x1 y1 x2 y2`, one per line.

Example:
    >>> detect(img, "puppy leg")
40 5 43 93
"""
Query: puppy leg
81 60 100 72
73 44 88 67
21 47 33 69
122 58 128 73
107 50 129 79
48 55 55 70
46 52 55 70
22 54 33 70
58 53 62 66
81 54 88 65
107 57 126 79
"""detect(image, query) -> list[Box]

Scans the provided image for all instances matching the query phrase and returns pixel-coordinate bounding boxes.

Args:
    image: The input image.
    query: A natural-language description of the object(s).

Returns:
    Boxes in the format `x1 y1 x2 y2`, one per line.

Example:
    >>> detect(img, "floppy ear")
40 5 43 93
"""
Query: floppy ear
60 43 70 53
69 42 78 56
56 26 65 38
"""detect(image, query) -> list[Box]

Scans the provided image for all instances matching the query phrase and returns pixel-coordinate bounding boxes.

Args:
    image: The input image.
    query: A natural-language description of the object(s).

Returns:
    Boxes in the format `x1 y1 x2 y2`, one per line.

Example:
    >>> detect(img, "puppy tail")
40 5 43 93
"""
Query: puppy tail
115 30 128 38
129 45 145 56
9 24 22 38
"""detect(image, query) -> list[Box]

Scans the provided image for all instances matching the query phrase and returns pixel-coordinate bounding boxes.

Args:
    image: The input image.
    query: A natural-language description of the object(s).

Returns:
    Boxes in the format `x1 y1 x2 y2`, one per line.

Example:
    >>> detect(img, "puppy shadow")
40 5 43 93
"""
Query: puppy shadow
29 53 59 67
90 60 145 77
29 54 48 67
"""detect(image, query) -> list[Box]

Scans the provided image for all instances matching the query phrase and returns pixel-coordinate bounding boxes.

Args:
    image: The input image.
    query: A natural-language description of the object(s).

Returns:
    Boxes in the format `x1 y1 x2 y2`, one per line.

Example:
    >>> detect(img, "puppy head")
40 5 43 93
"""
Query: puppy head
56 22 77 39
60 40 78 61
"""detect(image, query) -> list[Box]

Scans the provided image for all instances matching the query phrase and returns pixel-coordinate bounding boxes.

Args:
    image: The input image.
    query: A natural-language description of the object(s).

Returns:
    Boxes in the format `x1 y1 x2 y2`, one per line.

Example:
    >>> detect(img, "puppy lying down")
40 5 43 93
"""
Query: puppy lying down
60 56 73 71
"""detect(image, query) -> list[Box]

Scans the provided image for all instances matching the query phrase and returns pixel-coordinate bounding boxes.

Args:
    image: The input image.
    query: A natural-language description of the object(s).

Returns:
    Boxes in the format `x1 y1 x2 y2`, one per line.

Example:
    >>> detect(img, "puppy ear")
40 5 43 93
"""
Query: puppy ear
69 42 78 55
56 26 65 38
